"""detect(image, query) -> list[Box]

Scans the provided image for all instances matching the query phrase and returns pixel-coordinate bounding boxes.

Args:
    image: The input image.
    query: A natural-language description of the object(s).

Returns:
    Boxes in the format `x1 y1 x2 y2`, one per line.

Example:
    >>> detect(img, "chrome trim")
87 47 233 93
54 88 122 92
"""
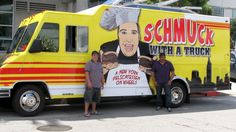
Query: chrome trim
0 89 11 98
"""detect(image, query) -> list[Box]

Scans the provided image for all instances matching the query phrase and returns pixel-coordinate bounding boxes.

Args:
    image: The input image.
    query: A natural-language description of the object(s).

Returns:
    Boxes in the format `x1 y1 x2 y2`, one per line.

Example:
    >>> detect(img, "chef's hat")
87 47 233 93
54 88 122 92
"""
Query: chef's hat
100 7 140 30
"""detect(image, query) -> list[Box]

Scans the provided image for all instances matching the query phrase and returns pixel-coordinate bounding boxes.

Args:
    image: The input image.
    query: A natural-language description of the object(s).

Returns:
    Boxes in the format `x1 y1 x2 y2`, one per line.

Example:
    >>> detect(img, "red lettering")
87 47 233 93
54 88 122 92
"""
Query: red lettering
164 18 172 44
205 28 214 46
154 20 163 44
143 18 215 47
187 20 197 45
144 24 154 43
198 24 205 46
174 18 186 44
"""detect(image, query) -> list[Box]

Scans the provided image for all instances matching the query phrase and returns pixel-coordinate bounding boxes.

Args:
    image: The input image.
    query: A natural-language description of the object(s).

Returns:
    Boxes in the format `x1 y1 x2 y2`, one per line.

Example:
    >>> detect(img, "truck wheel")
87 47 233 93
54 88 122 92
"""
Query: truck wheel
170 82 187 108
12 84 45 116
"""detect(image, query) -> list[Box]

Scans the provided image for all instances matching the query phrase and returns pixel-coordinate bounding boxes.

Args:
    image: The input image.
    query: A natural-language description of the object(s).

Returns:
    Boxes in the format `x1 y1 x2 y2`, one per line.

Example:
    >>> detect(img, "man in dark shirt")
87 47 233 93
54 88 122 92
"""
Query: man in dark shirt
152 53 175 112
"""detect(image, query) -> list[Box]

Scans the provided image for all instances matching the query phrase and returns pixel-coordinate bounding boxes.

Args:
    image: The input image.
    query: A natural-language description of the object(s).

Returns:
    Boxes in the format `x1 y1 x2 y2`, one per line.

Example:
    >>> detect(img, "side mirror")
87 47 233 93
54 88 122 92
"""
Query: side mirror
29 39 42 53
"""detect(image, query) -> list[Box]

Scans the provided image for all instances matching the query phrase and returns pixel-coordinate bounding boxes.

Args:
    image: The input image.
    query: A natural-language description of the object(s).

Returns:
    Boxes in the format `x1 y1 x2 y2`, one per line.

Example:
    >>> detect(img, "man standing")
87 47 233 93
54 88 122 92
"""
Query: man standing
84 51 104 117
152 53 175 112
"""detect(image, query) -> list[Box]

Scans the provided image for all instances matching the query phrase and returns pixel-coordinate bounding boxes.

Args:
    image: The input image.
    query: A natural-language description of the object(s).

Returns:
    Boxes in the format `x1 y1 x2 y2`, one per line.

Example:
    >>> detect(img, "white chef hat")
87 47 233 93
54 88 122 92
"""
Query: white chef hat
100 7 140 30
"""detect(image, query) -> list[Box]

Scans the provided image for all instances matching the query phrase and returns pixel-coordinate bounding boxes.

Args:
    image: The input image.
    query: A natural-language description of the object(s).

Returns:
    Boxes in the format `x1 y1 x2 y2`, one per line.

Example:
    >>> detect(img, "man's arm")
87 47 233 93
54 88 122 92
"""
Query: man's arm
168 62 175 85
101 75 105 89
85 71 92 89
85 63 92 89
169 71 175 81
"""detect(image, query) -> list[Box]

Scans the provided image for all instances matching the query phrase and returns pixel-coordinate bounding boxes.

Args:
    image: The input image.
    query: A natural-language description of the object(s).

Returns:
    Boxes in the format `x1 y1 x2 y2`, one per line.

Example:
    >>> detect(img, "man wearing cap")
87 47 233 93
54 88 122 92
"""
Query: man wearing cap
152 53 175 112
99 7 153 94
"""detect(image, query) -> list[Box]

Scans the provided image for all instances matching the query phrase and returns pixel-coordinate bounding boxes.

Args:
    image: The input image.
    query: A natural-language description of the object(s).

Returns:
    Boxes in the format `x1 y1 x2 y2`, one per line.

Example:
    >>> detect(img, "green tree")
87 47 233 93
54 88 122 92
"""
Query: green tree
188 0 208 6
201 4 212 15
146 0 160 4
173 0 191 7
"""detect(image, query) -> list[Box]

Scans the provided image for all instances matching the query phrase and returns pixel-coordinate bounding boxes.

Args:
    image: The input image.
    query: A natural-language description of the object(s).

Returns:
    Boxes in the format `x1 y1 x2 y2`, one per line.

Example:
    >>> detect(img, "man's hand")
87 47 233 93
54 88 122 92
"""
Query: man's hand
101 82 104 90
154 81 158 87
169 71 175 86
87 82 93 89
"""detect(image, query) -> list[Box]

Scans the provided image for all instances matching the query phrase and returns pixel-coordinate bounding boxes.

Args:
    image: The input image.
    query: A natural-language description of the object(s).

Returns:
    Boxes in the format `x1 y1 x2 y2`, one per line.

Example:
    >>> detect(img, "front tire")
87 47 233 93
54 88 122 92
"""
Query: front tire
12 84 45 116
170 82 187 108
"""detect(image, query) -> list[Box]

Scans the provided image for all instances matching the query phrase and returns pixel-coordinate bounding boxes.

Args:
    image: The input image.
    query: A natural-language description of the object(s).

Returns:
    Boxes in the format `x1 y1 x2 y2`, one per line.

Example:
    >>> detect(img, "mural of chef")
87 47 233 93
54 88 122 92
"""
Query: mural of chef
100 7 154 94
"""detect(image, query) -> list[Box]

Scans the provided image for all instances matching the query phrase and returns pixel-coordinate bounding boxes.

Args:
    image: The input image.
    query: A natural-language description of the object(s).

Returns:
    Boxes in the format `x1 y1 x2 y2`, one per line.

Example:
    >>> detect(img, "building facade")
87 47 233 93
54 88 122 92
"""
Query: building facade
208 0 236 18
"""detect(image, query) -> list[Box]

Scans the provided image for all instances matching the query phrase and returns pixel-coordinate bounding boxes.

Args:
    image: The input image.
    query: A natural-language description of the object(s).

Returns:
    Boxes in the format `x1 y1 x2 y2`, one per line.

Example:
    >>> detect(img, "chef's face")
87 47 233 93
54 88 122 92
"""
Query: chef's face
118 23 139 57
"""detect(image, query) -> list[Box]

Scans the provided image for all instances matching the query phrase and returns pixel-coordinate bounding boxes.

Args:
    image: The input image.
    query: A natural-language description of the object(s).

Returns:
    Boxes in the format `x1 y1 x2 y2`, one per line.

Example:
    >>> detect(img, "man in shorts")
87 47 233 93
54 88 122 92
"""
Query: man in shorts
84 51 104 117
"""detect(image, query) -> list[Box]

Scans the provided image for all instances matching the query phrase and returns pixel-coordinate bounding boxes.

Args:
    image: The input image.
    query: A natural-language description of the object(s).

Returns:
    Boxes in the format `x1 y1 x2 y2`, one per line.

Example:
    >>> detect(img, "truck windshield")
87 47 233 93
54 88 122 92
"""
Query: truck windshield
7 26 26 53
7 22 38 53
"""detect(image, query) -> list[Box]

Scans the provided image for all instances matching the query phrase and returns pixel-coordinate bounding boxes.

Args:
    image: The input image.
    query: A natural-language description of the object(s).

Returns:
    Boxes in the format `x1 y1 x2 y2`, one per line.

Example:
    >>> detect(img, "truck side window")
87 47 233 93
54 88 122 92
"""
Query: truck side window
66 26 76 52
37 23 59 52
66 26 88 53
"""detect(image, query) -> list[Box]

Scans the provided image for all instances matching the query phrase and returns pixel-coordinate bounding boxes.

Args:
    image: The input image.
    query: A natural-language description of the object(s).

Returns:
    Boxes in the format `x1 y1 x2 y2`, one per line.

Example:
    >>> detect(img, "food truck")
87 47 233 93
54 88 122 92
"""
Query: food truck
0 4 230 116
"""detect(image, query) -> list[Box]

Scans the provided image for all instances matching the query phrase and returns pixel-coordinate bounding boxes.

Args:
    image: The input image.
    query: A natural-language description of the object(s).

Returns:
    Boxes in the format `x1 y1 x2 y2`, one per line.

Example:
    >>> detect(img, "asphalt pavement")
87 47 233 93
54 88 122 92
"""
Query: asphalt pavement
0 83 236 132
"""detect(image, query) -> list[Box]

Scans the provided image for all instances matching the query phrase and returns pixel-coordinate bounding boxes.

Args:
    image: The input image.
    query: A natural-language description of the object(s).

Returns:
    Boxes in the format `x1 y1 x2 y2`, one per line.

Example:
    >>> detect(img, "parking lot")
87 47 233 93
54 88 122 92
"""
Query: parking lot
0 83 236 132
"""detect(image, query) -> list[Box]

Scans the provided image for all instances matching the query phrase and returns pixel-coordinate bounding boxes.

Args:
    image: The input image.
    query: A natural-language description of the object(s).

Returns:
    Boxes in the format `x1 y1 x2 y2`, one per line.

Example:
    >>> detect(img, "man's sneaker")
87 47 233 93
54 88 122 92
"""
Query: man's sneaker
156 106 161 111
167 107 172 112
91 111 100 115
84 113 90 117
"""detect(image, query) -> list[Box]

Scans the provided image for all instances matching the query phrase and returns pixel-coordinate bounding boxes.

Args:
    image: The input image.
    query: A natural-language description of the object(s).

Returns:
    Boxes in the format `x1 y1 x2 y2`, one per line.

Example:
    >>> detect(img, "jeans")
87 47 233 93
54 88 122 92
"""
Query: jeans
156 83 171 108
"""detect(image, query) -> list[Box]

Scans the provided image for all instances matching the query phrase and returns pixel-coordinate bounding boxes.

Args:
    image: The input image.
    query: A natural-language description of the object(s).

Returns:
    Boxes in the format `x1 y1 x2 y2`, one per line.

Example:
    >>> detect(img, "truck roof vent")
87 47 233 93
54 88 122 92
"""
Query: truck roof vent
29 2 56 12
15 1 28 12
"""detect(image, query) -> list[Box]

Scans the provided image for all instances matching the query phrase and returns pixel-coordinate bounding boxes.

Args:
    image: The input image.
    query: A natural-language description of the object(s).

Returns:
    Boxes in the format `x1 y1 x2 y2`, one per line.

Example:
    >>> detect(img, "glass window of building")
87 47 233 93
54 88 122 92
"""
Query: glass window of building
232 9 236 19
212 6 224 16
0 0 13 53
0 0 13 11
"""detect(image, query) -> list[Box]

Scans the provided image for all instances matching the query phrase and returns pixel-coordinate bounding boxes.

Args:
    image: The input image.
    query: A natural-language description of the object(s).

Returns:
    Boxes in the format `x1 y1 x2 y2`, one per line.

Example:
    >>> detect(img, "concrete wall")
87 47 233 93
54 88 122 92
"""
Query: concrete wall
224 8 233 18
209 0 236 9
